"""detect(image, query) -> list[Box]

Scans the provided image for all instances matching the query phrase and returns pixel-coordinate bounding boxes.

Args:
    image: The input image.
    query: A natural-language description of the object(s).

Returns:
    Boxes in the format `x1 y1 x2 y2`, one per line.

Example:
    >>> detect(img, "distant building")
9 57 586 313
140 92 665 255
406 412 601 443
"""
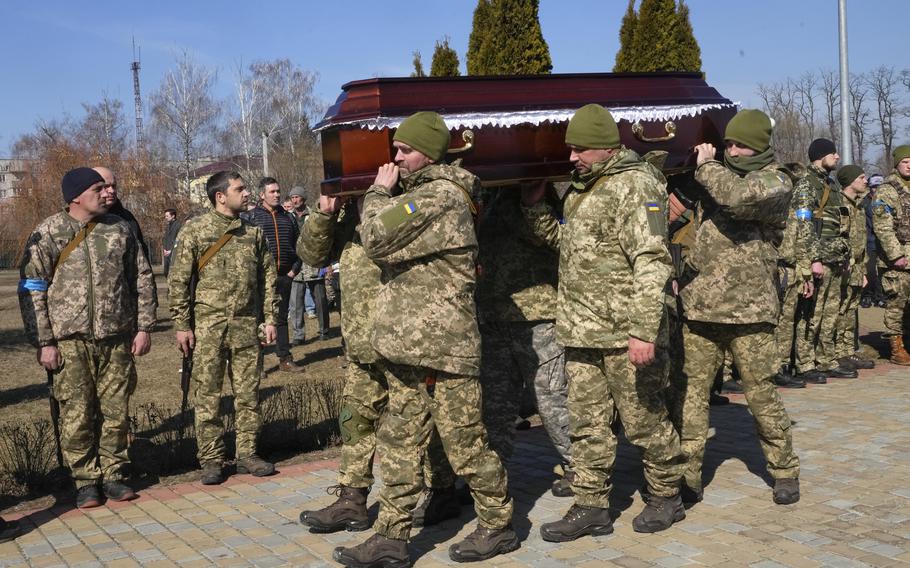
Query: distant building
0 159 27 200
188 156 263 204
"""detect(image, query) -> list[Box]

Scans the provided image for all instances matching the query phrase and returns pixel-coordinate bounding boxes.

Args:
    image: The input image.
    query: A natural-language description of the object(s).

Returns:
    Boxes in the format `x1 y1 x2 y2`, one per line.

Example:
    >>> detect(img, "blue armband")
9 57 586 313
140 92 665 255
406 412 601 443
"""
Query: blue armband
873 199 894 215
795 208 812 221
18 278 49 293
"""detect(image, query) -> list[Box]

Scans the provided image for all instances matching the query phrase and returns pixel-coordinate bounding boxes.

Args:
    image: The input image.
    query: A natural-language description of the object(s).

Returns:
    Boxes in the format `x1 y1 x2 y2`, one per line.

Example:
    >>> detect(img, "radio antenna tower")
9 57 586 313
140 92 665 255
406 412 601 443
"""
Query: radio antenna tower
131 38 144 154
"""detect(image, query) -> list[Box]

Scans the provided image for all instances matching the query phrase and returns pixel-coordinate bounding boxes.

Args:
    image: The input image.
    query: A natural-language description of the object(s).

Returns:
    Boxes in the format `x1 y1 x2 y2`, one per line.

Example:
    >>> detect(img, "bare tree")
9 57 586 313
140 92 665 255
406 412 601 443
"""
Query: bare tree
848 72 872 167
150 51 220 193
793 71 817 140
818 69 840 148
79 95 128 164
867 66 902 171
757 79 813 163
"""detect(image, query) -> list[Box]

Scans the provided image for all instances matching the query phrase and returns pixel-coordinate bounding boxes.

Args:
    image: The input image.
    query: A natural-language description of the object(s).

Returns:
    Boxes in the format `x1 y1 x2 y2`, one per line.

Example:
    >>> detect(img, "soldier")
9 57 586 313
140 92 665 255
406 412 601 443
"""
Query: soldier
675 109 801 505
475 186 573 496
834 165 874 370
523 104 686 540
162 208 181 277
18 167 157 507
871 145 910 364
93 166 150 261
168 171 279 484
297 193 458 534
799 140 858 380
332 112 516 566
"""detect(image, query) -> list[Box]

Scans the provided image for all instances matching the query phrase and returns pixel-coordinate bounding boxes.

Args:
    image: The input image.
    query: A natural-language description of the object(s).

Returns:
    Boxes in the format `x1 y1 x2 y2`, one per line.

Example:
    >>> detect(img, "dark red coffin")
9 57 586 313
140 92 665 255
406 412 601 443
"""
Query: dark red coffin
316 72 737 195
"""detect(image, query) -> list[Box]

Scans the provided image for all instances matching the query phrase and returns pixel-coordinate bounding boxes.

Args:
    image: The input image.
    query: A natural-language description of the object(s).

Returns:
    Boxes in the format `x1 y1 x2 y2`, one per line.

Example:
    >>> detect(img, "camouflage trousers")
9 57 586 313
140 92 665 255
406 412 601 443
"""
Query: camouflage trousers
881 269 910 335
374 364 512 541
479 321 571 463
55 336 136 489
804 268 845 371
834 282 862 360
775 265 814 373
192 333 262 465
671 322 799 492
566 346 684 508
338 361 455 490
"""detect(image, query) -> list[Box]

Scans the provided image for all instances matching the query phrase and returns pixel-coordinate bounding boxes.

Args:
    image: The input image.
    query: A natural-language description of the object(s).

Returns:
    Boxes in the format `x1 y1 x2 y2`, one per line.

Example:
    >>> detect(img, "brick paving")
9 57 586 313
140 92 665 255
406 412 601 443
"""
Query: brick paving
2 353 910 565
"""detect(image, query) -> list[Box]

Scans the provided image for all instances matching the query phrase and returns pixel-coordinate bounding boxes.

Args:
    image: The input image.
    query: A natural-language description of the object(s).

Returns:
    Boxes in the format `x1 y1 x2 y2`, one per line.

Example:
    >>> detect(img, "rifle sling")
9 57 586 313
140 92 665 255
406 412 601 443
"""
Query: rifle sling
52 222 97 277
197 232 234 273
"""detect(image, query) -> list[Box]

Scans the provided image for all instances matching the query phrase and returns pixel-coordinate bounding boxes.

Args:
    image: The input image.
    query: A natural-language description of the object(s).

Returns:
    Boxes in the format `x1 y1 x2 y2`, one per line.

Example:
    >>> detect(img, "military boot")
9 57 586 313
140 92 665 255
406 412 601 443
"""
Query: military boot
278 357 304 373
540 504 613 542
632 494 685 533
300 485 369 532
550 464 575 497
412 486 461 528
236 455 275 477
772 478 800 504
845 354 875 370
449 524 519 563
332 533 410 568
890 336 910 365
200 462 225 485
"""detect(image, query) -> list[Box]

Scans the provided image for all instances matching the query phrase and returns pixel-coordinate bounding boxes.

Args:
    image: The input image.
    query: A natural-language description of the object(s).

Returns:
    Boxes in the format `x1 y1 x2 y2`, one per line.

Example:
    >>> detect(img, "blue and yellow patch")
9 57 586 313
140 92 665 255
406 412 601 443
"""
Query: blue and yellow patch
646 202 661 212
404 202 417 215
795 207 812 221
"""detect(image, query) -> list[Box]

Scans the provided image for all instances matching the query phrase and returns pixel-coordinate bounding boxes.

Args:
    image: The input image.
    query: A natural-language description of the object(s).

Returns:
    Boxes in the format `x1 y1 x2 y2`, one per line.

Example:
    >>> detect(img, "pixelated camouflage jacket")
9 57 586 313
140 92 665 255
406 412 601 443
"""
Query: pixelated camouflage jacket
777 166 821 278
18 210 157 347
522 148 672 348
680 159 791 325
844 191 868 286
298 202 383 364
476 189 558 323
360 163 482 376
809 165 851 267
872 171 910 267
168 209 278 348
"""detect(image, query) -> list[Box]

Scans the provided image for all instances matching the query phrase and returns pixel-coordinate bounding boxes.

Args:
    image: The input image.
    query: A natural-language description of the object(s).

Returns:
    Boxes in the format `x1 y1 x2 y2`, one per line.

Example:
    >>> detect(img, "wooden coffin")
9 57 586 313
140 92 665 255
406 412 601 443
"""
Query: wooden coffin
316 72 737 195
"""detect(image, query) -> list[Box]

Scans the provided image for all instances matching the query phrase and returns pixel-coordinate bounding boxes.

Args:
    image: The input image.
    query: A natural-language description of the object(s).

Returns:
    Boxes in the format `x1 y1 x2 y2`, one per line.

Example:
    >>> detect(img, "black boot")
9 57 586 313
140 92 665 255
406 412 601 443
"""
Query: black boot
412 486 461 528
795 369 827 384
632 494 685 533
300 485 369 533
773 478 800 504
540 504 613 542
448 524 519 563
827 365 858 379
774 370 807 388
332 533 410 568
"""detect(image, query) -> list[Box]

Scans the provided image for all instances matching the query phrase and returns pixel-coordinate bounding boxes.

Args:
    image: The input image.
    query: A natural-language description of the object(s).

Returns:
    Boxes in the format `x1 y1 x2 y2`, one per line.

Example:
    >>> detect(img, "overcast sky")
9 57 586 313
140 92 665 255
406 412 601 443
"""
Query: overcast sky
1 0 903 154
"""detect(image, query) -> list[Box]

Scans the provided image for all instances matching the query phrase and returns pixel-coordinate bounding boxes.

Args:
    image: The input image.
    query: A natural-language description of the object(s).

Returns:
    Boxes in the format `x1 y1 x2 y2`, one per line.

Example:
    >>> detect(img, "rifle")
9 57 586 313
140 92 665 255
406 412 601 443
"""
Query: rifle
180 273 197 432
46 369 65 470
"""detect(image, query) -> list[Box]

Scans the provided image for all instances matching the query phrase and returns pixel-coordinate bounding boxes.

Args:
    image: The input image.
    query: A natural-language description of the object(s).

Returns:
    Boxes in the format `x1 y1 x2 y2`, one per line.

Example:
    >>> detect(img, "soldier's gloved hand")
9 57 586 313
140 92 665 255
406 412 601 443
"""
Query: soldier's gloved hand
37 345 61 371
176 330 195 356
628 337 656 368
132 331 151 357
262 324 277 345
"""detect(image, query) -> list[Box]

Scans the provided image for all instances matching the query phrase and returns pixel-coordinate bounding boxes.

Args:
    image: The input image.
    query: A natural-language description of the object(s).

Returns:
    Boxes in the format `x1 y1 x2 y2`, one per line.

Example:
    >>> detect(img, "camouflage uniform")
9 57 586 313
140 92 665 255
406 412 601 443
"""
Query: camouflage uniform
298 204 455 490
168 209 278 465
675 158 800 494
805 170 851 371
18 210 157 488
834 192 868 359
523 149 684 507
359 163 512 540
476 189 570 462
872 172 910 335
775 168 820 373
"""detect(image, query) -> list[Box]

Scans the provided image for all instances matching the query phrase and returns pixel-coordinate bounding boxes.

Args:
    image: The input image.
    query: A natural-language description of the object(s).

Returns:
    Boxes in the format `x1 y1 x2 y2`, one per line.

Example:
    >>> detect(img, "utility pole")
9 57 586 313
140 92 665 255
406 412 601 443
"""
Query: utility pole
131 38 144 156
261 132 269 176
838 0 852 164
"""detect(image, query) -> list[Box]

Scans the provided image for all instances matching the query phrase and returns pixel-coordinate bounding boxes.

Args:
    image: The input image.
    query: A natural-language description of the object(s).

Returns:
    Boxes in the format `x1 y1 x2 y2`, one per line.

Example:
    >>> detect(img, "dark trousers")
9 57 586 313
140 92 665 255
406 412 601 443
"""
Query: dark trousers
864 241 885 301
275 275 293 359
163 255 171 277
306 279 330 336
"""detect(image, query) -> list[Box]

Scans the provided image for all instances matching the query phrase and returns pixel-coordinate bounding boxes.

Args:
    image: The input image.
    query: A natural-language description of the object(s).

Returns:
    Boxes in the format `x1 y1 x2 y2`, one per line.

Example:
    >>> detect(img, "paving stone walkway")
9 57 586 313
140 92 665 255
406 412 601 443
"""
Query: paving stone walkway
2 361 910 567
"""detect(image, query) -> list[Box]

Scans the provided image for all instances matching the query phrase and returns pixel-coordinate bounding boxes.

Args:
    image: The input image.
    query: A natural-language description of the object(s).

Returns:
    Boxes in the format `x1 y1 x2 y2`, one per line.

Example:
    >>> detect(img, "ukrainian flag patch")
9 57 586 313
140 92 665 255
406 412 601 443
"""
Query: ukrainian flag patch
795 207 812 220
404 202 417 215
646 202 661 212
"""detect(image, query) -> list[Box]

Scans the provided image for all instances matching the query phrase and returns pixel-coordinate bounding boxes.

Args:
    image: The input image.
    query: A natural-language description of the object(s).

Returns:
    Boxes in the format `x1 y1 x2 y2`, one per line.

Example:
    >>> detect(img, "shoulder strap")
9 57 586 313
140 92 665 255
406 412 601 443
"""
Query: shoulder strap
197 232 234 273
52 222 97 276
817 181 832 212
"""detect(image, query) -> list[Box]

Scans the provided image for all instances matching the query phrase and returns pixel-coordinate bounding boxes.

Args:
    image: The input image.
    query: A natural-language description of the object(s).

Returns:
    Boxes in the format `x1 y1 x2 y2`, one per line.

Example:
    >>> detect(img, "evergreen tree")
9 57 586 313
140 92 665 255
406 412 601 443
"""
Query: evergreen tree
467 0 495 75
675 1 702 72
470 0 552 75
411 51 426 78
629 0 679 72
613 0 638 72
430 37 461 77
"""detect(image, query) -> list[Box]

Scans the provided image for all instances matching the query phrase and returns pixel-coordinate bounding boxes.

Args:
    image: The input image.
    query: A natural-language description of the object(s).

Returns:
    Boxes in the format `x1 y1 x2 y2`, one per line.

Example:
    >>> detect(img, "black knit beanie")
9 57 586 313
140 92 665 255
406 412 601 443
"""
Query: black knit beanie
61 167 104 203
807 138 837 162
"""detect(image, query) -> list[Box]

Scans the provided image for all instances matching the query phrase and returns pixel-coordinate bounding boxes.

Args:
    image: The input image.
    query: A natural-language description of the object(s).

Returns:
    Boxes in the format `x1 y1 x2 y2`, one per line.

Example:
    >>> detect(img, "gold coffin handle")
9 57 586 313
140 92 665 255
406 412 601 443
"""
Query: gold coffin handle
447 129 475 155
631 121 676 143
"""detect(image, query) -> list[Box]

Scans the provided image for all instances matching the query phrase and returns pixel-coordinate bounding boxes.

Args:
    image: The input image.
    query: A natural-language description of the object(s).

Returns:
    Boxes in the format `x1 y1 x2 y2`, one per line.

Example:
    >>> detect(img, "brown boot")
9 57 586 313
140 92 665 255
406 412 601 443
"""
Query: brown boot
332 533 410 568
448 524 519 562
279 357 304 373
890 336 910 365
300 485 369 533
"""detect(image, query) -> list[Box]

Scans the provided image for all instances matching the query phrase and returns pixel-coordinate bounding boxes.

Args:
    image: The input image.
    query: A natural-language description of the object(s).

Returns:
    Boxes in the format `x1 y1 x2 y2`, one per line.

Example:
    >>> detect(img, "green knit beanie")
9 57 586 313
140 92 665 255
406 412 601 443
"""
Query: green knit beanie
893 145 910 166
565 104 620 149
836 164 864 188
393 111 451 161
724 109 773 152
